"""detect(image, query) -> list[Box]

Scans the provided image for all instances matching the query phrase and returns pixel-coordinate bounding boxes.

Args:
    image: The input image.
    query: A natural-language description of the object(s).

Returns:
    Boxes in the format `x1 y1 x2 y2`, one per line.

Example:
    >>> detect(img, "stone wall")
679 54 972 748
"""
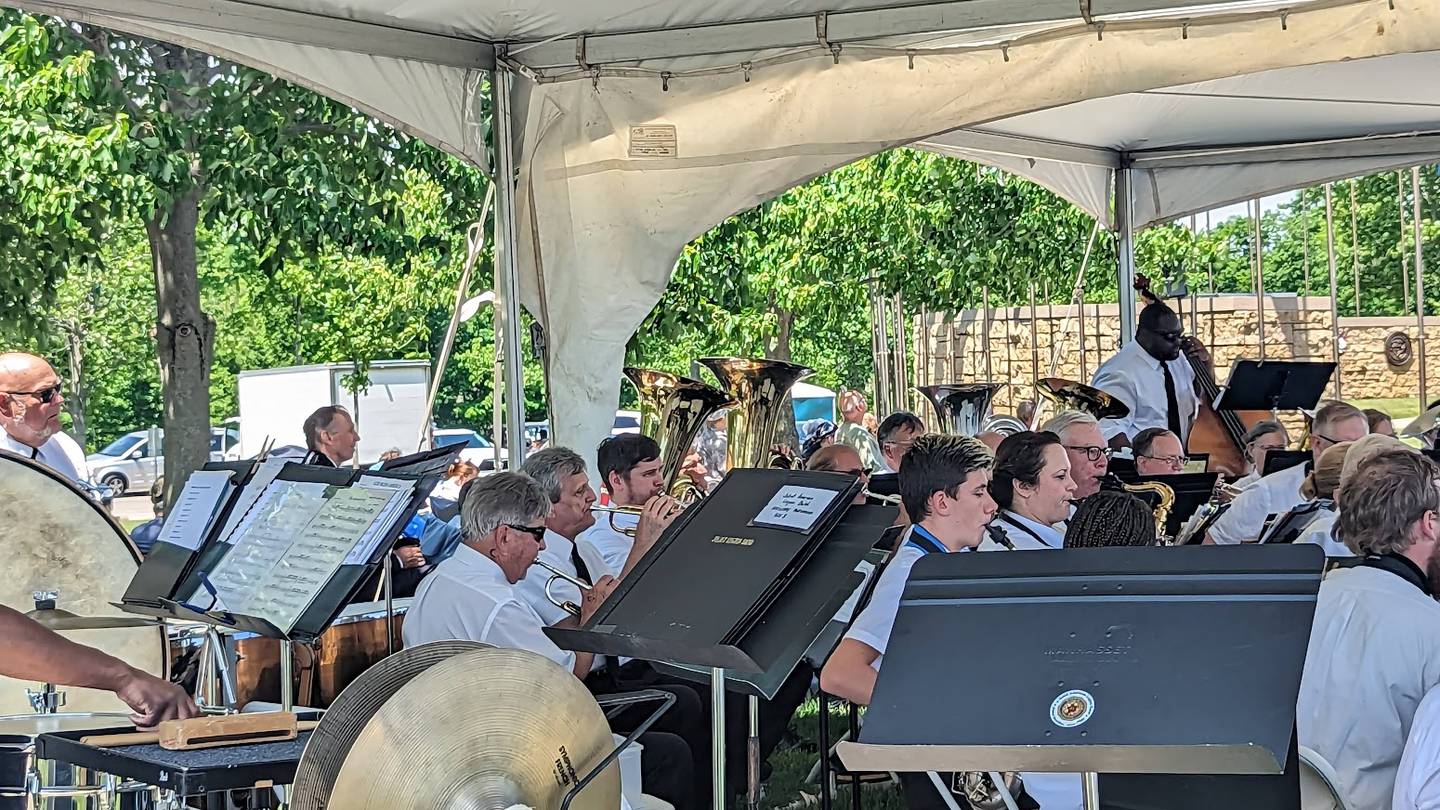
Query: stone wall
915 295 1440 418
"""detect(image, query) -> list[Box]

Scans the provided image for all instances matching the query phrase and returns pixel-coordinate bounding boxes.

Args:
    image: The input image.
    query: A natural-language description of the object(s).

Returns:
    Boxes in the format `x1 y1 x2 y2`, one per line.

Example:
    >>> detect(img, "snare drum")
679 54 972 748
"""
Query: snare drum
0 713 136 810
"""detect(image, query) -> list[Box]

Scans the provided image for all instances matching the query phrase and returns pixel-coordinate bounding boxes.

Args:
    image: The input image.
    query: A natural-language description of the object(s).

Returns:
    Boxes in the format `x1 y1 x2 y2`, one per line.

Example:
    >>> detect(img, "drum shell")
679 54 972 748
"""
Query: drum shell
0 713 133 810
233 608 406 709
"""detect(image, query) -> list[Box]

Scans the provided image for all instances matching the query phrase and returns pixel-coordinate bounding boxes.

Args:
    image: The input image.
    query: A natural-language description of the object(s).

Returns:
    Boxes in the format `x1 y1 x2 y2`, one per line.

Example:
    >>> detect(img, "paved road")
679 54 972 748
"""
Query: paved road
110 493 154 523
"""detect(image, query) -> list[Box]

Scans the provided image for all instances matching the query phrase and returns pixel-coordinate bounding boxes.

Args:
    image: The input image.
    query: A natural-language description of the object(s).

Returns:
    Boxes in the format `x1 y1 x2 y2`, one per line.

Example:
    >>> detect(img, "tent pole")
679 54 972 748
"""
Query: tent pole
1029 282 1040 394
1401 171 1412 313
1325 183 1343 400
1252 198 1267 359
491 66 528 463
982 285 994 385
1350 179 1362 317
894 292 908 414
1115 168 1138 344
1413 166 1428 409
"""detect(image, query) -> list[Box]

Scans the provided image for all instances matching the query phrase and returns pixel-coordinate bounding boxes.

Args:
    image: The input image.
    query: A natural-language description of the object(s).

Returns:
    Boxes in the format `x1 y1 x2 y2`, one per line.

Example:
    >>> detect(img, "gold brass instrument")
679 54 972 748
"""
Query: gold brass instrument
625 366 736 504
862 490 903 506
531 558 591 618
916 383 1000 436
1035 377 1131 421
701 357 814 470
1118 479 1176 541
592 503 644 537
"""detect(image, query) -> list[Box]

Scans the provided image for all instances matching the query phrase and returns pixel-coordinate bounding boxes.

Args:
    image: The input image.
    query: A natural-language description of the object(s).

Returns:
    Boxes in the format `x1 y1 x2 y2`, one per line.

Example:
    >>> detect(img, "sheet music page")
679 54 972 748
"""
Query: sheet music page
157 469 234 551
750 485 839 533
216 457 292 544
201 480 330 611
342 476 416 565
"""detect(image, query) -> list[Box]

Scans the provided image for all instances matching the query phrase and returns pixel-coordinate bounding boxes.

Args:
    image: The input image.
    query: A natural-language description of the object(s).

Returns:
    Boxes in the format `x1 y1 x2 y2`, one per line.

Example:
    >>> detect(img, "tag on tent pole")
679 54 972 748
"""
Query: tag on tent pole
629 125 678 158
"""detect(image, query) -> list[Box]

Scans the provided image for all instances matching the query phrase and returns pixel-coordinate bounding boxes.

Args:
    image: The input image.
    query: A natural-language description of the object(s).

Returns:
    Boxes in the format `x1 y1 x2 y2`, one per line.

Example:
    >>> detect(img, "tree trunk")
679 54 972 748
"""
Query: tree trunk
146 187 214 506
62 323 88 451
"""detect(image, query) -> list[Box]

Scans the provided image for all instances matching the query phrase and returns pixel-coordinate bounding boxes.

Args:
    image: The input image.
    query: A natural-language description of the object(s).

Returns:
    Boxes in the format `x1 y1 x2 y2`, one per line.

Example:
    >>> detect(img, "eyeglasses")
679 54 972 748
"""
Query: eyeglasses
1312 433 1342 446
1140 454 1187 469
1 383 62 404
882 439 915 451
840 467 873 477
1064 445 1112 462
1141 325 1183 342
506 524 547 542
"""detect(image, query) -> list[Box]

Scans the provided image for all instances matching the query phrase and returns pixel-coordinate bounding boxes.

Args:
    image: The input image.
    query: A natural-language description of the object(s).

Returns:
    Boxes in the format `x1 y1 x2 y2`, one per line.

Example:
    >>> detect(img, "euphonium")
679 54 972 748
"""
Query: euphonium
700 357 814 470
916 384 1000 437
624 367 736 504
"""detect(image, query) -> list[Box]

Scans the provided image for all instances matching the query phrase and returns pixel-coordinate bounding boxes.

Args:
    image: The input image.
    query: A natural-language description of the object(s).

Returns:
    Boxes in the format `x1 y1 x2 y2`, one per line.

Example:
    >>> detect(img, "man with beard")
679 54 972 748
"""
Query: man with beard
1090 301 1200 450
1297 450 1440 810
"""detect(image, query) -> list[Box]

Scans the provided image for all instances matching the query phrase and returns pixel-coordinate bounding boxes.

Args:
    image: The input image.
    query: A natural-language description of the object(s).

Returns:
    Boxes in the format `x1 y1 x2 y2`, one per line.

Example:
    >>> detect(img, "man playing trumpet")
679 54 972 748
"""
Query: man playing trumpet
577 434 684 578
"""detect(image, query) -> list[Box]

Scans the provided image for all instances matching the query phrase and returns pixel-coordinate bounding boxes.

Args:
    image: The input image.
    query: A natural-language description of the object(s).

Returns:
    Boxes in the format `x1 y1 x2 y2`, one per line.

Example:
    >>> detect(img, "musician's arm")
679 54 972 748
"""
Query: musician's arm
819 638 881 706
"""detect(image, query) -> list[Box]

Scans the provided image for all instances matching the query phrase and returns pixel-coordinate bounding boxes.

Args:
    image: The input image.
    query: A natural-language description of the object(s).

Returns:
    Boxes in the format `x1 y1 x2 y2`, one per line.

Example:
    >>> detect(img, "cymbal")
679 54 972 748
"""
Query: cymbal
326 646 621 810
1036 377 1131 421
1402 401 1440 438
25 608 162 631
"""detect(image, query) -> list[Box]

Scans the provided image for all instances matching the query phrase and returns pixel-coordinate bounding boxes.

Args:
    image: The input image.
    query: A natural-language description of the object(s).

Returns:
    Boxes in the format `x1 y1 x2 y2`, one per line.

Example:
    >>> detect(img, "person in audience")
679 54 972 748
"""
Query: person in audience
1040 410 1110 501
836 391 886 472
1064 490 1157 548
1260 441 1349 549
1233 420 1290 489
1208 401 1368 544
862 411 879 438
1297 450 1440 810
1366 408 1396 438
1132 427 1186 476
983 431 1072 550
801 419 838 464
878 411 924 473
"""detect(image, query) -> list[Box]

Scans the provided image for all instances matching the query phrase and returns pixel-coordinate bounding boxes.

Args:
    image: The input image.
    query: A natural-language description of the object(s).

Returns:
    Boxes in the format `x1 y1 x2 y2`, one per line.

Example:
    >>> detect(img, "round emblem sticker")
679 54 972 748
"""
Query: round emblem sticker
1050 689 1095 728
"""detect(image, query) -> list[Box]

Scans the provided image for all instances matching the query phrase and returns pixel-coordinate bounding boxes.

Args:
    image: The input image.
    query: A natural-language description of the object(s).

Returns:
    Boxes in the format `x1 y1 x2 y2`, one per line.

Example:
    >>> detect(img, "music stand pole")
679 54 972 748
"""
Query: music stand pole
280 641 294 713
1082 772 1099 810
747 695 761 810
712 667 727 810
383 556 396 656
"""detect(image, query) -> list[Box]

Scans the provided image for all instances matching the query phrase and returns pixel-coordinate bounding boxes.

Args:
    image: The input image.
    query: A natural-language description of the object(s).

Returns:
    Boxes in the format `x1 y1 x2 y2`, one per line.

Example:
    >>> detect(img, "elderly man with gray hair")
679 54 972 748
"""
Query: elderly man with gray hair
1040 410 1111 500
1297 450 1440 810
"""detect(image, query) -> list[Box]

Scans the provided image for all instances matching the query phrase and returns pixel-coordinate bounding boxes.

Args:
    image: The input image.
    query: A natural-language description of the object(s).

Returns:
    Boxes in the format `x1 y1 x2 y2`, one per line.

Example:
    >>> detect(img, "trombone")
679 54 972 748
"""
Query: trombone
532 558 591 618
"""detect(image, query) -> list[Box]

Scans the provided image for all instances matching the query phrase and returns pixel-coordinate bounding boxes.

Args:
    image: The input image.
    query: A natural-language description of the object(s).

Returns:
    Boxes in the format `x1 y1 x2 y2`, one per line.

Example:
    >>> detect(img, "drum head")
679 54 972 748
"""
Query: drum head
0 451 166 714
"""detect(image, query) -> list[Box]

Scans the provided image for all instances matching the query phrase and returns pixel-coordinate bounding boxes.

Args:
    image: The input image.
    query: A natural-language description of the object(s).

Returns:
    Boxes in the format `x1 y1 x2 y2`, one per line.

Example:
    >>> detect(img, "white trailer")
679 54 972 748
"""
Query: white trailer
235 360 431 464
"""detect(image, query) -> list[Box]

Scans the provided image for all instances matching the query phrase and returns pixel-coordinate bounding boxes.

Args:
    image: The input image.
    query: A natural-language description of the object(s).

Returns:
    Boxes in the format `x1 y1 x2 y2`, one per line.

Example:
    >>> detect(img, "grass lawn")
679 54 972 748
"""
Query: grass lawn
1350 396 1424 422
761 698 905 810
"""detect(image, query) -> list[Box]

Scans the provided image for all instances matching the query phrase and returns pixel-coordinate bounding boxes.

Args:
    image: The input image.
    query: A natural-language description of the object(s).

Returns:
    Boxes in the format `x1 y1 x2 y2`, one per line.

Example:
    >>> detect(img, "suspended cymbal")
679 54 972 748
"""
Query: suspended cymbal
1036 377 1131 421
1402 401 1440 438
25 607 162 631
326 646 621 810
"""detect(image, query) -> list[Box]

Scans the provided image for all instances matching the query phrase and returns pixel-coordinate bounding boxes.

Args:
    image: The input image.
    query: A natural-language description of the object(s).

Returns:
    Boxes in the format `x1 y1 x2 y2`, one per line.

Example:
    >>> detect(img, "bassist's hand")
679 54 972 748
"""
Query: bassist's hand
1180 336 1213 371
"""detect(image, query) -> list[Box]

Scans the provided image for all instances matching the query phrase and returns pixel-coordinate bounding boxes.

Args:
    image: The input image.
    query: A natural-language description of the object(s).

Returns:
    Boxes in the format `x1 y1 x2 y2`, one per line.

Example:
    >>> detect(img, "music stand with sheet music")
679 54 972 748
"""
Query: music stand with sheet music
838 545 1323 810
546 467 895 810
1212 360 1335 414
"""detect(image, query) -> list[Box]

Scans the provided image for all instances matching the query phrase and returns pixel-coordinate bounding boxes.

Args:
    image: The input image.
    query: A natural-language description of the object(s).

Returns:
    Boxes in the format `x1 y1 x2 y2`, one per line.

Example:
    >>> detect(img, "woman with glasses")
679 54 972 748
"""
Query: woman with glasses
982 431 1075 550
1233 420 1290 490
0 352 88 486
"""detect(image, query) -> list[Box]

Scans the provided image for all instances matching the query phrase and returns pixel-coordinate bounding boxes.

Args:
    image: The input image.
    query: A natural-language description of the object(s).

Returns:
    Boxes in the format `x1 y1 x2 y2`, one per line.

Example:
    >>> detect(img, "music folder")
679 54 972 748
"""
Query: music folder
838 545 1323 809
546 468 891 690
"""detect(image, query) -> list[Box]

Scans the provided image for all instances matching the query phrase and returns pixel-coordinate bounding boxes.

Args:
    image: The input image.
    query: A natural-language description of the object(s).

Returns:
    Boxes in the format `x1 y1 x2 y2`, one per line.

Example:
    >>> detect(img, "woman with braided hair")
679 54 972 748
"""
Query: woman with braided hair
1064 489 1157 548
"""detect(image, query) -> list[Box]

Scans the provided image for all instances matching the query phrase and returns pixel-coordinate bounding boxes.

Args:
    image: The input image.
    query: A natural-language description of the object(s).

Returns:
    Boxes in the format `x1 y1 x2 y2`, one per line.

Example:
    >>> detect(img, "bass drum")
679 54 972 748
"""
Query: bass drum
0 451 167 715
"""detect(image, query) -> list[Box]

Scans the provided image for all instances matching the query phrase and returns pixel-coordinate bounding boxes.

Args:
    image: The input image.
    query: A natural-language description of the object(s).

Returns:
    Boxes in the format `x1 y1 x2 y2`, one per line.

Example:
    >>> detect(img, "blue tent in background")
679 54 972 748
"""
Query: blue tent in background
791 382 836 431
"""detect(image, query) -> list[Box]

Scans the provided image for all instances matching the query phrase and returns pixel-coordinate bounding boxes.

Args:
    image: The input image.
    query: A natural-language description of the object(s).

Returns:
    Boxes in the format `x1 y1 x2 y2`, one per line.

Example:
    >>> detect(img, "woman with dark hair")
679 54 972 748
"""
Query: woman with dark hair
1064 490 1157 548
983 430 1074 551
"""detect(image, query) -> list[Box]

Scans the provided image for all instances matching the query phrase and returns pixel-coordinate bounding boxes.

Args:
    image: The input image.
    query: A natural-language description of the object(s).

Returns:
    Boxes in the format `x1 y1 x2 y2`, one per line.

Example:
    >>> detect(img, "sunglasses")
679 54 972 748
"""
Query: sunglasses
506 523 547 542
1142 325 1183 342
840 467 873 477
2 383 62 404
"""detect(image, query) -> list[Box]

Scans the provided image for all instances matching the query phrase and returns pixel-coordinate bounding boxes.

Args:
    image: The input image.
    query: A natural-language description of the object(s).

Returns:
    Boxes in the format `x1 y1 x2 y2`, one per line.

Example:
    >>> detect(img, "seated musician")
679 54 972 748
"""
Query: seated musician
1089 300 1201 450
878 412 924 473
1260 440 1348 550
1395 684 1440 809
300 404 359 467
1207 401 1367 544
1295 434 1414 558
1232 420 1289 490
982 431 1073 551
576 435 671 578
1366 407 1396 438
402 472 697 810
1 604 197 727
1039 411 1110 501
1063 491 1156 548
0 352 89 485
806 444 871 505
1131 428 1185 476
1297 449 1440 810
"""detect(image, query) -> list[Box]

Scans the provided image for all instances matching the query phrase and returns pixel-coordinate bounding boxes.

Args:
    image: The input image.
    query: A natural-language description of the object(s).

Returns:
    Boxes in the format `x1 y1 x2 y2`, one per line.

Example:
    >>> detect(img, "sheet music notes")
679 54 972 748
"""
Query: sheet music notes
156 469 234 551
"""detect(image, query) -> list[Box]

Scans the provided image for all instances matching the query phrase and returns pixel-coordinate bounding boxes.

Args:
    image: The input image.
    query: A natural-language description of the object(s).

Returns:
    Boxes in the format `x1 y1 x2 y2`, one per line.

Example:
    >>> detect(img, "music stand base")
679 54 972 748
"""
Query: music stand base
712 667 727 810
747 694 760 810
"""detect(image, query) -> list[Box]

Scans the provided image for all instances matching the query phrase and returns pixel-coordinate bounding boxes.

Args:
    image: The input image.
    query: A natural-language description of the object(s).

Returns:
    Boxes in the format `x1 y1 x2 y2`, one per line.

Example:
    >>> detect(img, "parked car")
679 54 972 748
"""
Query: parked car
433 427 508 471
87 427 239 495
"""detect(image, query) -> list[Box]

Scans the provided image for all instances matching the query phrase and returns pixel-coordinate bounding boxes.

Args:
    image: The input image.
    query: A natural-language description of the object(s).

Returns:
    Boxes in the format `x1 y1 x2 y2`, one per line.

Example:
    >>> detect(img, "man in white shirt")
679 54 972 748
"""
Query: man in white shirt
1040 410 1110 502
877 412 924 474
1089 302 1200 448
0 352 87 485
1132 428 1186 476
1395 686 1440 810
836 390 886 473
1298 450 1440 810
1208 401 1368 545
577 434 670 578
403 471 696 810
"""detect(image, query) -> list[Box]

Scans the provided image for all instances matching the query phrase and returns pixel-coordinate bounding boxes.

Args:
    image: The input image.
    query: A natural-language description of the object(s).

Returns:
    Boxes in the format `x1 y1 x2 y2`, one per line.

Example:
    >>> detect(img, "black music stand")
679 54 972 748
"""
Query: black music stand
838 545 1323 810
1262 450 1310 477
1212 361 1334 414
547 468 893 810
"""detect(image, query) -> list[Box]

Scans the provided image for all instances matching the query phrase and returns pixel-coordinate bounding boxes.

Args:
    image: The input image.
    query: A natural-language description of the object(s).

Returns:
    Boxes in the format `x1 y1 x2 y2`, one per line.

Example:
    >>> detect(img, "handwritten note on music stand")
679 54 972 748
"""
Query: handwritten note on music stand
750 485 838 533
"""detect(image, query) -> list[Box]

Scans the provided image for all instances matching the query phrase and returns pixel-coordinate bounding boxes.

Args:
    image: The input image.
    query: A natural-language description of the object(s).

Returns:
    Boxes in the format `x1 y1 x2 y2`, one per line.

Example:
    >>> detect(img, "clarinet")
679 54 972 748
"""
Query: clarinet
985 522 1015 550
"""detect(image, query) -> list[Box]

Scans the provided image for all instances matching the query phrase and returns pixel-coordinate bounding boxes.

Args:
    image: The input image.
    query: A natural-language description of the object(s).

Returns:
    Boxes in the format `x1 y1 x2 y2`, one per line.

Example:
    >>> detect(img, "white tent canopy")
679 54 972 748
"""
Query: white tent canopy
10 0 1440 473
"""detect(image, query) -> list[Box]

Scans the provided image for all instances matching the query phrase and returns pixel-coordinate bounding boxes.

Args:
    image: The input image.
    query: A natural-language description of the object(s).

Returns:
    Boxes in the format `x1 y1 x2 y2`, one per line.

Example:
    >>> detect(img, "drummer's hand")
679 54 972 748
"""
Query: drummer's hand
394 546 427 569
634 494 682 555
116 667 199 729
581 575 619 622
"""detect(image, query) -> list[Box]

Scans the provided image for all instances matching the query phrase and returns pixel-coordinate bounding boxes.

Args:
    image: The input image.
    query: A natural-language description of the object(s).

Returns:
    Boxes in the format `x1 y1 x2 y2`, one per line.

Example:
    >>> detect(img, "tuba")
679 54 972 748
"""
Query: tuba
624 367 736 505
700 357 814 470
916 384 1000 436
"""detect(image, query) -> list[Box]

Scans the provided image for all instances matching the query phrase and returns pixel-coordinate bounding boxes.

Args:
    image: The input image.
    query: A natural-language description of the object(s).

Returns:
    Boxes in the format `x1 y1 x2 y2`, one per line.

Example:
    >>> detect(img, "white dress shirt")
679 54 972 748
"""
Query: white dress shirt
403 543 575 671
1296 512 1352 558
843 527 948 672
513 528 584 627
1395 686 1440 810
980 510 1065 551
1089 339 1199 444
1298 564 1440 810
2 431 87 485
577 510 639 579
1207 461 1310 545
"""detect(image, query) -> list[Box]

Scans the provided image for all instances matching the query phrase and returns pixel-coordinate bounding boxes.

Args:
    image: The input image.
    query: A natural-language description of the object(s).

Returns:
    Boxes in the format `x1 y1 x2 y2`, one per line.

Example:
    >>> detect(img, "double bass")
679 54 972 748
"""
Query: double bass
1133 275 1267 478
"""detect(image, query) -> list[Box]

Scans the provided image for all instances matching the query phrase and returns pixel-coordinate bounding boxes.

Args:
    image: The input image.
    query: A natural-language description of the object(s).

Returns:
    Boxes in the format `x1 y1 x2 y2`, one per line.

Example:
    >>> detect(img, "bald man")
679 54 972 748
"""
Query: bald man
806 444 870 505
0 352 86 484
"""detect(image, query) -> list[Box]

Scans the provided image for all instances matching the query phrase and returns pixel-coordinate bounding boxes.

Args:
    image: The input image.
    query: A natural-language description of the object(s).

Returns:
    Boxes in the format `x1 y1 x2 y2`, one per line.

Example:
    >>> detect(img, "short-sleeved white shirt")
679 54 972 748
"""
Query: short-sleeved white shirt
842 525 957 672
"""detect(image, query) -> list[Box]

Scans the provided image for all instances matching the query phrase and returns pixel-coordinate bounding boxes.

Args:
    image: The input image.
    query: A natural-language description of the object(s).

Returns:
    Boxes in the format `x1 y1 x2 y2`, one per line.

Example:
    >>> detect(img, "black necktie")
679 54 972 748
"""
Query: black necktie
1160 361 1183 437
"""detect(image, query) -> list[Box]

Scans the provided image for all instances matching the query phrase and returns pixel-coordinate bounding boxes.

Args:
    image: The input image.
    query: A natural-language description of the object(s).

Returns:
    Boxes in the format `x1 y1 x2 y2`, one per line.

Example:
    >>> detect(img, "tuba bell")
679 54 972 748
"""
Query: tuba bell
916 384 1000 437
624 367 736 504
700 357 814 471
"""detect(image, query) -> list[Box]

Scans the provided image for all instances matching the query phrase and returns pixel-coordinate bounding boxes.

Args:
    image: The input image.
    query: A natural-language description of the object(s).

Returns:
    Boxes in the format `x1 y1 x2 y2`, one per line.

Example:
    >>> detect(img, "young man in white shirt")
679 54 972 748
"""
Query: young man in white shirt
403 471 696 810
0 352 87 485
1297 450 1440 810
1208 401 1368 544
577 434 670 578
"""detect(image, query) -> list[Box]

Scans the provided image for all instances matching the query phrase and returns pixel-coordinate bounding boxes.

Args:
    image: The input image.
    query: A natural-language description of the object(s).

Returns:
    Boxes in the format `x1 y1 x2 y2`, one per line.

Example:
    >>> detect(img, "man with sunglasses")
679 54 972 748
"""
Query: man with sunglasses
1089 301 1200 450
0 352 87 485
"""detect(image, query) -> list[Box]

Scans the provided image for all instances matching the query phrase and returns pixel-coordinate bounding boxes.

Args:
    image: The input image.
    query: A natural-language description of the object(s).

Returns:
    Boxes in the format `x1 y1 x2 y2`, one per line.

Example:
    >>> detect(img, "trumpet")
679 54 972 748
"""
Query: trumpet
532 558 591 618
862 490 903 506
592 504 643 537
